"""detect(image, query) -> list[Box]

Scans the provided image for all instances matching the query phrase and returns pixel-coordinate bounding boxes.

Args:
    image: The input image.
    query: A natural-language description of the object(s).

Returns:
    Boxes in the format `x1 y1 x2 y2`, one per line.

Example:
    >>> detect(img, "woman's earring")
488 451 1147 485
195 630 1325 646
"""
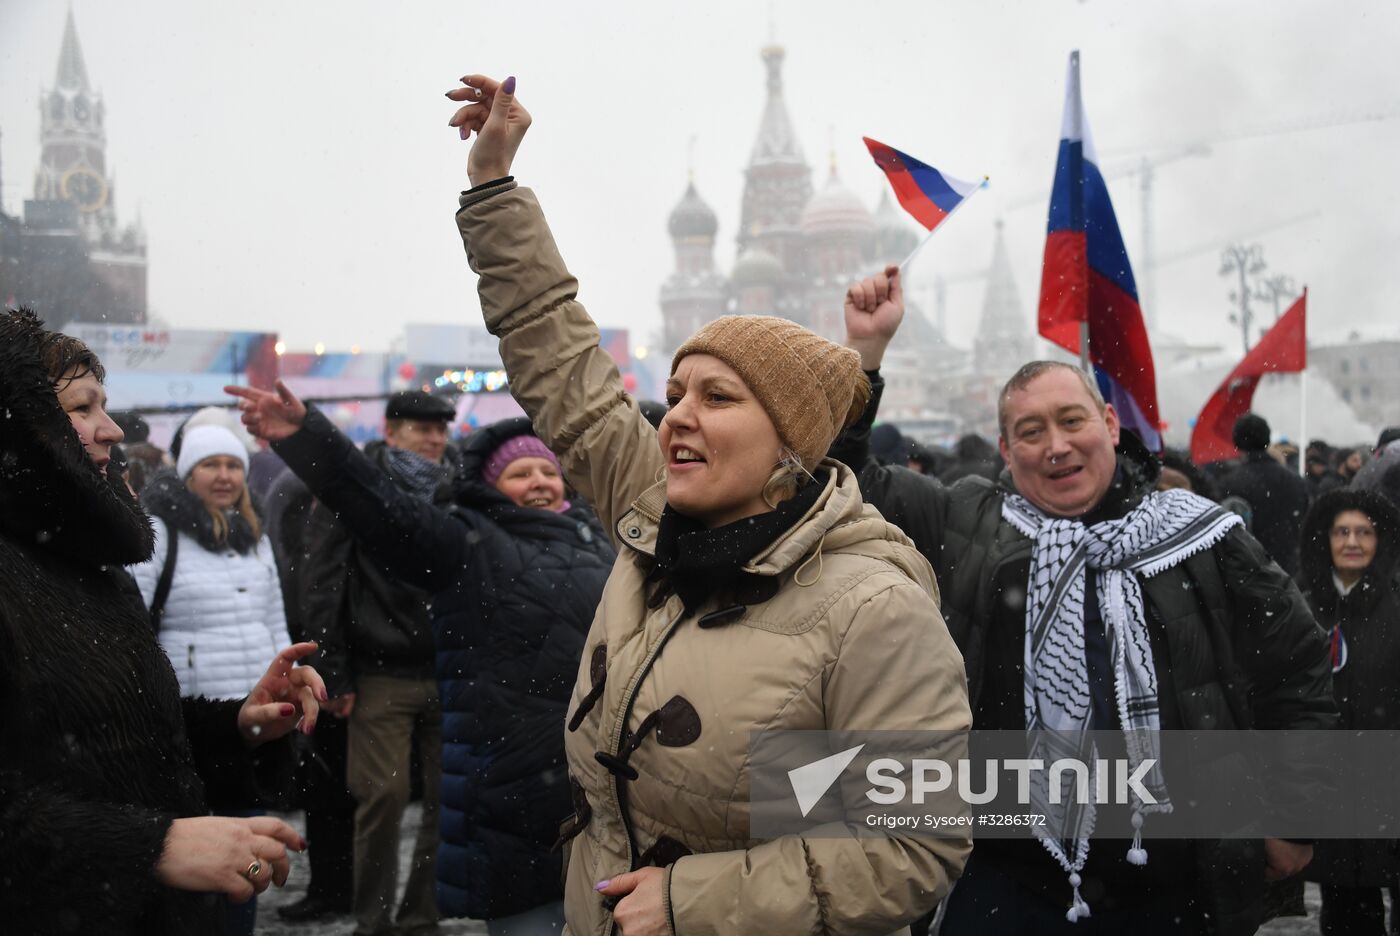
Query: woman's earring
778 448 817 485
761 471 786 510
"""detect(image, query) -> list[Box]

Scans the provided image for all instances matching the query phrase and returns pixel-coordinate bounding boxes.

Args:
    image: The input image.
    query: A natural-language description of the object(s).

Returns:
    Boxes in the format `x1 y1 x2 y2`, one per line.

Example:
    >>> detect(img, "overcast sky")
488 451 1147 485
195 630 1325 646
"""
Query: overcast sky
3 0 1397 356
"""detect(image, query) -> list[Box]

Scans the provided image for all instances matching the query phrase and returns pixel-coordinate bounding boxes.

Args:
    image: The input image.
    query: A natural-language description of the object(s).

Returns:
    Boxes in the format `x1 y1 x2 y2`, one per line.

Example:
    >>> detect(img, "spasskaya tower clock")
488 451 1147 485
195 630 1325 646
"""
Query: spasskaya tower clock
26 9 148 324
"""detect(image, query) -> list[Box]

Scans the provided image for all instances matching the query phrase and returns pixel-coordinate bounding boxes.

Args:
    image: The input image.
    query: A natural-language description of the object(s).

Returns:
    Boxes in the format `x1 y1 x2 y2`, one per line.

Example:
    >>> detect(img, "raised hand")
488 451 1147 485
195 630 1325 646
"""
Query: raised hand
844 264 904 371
237 641 327 743
446 74 532 187
1263 837 1313 881
225 379 307 443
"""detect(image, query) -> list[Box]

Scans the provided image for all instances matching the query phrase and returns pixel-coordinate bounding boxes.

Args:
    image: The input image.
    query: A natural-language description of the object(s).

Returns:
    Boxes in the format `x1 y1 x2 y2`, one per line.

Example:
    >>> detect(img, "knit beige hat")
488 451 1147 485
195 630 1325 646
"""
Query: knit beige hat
671 315 871 470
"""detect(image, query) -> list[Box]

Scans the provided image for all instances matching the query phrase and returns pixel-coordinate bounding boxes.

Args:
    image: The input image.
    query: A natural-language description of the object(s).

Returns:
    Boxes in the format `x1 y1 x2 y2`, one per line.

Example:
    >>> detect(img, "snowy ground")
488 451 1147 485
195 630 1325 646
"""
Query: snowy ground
255 805 485 935
252 806 1338 934
1258 887 1325 936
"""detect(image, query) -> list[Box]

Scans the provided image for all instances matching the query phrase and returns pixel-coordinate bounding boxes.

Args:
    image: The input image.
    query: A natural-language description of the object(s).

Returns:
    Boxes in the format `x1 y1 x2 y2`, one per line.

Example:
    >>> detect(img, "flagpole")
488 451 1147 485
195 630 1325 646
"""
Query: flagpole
1297 286 1309 477
1298 367 1309 479
897 178 989 275
1079 321 1091 374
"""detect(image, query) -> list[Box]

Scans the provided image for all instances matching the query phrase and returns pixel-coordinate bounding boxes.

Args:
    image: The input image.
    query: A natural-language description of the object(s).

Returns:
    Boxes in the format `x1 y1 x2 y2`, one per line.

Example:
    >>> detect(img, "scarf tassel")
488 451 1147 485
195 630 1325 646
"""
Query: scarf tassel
1126 809 1149 866
1125 805 1148 867
1065 872 1092 922
1065 810 1149 924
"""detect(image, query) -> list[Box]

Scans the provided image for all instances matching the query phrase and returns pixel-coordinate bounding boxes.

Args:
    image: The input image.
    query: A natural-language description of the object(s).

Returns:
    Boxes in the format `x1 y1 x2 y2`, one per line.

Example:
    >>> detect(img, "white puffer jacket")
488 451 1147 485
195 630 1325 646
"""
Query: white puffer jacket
131 518 291 700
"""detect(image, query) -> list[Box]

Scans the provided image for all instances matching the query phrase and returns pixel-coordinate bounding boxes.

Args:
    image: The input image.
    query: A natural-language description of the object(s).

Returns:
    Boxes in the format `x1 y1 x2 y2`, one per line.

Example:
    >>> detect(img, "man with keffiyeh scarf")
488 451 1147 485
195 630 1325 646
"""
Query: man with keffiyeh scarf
835 283 1338 936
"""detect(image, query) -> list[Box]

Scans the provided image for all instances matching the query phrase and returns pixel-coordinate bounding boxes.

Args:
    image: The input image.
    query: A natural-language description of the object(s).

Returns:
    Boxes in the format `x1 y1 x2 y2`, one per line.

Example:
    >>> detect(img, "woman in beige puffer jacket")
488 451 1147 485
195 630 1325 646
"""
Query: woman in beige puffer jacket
447 74 972 936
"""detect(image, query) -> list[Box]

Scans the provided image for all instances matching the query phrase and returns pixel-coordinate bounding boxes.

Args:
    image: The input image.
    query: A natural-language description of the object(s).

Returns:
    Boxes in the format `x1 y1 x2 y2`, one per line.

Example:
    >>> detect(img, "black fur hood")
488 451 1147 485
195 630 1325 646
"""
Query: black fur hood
0 309 154 566
140 468 263 555
1300 487 1400 616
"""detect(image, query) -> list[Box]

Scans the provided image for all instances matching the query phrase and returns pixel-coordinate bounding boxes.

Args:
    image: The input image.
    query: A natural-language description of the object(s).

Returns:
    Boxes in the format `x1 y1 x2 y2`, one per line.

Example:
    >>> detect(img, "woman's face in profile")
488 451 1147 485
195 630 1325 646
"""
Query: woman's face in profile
660 353 782 528
55 369 124 476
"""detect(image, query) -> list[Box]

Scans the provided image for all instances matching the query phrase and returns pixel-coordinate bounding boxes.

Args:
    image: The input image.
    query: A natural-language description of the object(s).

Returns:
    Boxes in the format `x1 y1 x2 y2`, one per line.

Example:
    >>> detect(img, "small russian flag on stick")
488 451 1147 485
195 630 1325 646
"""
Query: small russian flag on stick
863 136 986 270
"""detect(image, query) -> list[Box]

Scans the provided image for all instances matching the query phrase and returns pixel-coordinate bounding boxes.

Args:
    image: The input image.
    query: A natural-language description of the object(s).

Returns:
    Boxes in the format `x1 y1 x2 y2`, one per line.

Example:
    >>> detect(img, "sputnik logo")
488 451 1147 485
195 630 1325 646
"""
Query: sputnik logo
788 744 865 817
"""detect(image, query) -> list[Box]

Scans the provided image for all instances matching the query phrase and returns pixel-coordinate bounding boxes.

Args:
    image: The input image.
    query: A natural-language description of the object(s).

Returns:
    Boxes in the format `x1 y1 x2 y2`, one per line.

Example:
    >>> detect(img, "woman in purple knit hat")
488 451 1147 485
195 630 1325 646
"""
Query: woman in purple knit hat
227 382 617 933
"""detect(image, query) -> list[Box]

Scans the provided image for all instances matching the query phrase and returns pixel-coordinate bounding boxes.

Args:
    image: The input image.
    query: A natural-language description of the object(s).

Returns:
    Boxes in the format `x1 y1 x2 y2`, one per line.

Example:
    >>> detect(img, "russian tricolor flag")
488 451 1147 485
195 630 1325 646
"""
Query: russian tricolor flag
863 137 982 233
1038 51 1162 451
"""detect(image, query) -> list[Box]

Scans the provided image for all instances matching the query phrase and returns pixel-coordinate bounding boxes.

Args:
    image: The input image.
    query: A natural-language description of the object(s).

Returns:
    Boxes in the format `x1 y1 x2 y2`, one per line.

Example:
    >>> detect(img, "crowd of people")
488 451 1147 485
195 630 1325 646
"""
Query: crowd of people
4 71 1400 936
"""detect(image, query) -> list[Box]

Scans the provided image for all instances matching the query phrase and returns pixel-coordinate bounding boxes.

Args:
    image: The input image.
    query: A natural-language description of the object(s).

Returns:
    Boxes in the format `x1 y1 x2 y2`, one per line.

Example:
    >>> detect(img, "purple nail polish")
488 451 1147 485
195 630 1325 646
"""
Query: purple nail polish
502 76 516 95
594 879 611 891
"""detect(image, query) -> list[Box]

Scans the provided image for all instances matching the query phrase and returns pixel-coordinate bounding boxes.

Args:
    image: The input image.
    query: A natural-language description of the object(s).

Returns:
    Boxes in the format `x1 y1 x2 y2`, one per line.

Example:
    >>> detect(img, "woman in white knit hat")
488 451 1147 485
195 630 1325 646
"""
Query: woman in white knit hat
129 422 293 936
132 423 292 700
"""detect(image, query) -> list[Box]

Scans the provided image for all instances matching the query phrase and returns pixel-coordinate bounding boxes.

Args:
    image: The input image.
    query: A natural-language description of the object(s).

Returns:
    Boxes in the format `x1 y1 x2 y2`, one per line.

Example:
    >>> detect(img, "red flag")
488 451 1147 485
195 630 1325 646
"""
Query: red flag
1190 289 1307 465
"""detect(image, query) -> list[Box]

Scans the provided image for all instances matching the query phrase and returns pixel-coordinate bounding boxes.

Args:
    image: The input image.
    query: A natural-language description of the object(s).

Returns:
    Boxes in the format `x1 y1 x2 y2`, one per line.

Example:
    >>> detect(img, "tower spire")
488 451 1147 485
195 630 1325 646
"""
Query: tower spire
737 38 811 266
55 7 91 92
748 44 805 167
973 218 1031 378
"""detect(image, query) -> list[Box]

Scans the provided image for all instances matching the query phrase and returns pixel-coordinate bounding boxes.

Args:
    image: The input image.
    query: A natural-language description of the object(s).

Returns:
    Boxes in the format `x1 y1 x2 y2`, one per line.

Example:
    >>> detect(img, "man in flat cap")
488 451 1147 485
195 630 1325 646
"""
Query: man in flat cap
295 389 457 935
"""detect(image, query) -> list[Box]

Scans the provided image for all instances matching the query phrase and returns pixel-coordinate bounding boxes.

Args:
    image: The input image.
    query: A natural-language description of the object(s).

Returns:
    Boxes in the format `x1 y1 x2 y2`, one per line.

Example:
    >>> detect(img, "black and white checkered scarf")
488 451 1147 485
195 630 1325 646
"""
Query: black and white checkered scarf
1002 487 1242 921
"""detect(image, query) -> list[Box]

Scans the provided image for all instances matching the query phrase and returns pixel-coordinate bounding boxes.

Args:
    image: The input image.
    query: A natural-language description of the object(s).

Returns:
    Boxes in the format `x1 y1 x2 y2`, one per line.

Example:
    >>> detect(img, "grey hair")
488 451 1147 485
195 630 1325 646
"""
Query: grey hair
997 361 1106 440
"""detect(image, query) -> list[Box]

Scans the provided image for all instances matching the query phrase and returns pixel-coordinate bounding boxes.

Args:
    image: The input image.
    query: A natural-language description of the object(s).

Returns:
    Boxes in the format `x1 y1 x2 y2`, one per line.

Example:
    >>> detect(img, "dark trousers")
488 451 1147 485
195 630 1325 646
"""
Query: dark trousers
347 676 441 935
301 709 356 902
939 855 1205 936
1318 884 1391 936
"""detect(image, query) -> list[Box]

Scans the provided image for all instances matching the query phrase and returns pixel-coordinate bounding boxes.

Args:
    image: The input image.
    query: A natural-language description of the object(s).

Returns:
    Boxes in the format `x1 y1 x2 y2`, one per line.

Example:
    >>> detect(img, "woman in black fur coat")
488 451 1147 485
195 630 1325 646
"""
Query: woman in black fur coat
0 309 326 935
1299 488 1400 935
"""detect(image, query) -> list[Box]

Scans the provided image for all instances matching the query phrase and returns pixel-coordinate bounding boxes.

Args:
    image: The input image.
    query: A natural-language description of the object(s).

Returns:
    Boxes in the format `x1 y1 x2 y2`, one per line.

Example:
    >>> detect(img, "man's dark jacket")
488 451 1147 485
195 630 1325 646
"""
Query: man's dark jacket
832 373 1338 936
299 439 448 697
0 309 284 935
274 409 616 921
262 468 316 643
1305 470 1344 502
1220 451 1311 577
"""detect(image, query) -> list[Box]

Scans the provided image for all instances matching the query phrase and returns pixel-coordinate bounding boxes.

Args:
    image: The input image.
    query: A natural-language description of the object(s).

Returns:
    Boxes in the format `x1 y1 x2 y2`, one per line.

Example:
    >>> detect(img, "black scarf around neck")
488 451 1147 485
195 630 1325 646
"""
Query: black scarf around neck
141 470 261 554
651 472 826 613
